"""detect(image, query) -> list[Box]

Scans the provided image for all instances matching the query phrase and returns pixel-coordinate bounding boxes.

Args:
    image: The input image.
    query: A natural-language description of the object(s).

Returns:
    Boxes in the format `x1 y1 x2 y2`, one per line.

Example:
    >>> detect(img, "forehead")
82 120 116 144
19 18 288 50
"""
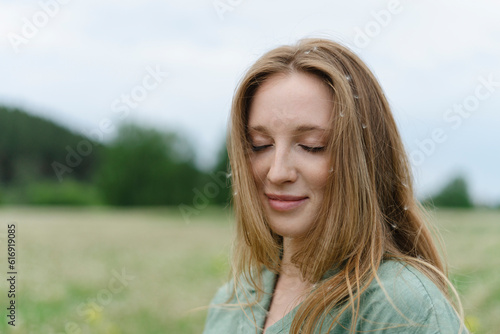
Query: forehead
248 72 333 131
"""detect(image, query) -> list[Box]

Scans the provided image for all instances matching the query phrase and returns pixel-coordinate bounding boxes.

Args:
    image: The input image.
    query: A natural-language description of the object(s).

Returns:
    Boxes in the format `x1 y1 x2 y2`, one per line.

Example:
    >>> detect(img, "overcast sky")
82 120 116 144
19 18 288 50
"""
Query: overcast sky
0 0 499 205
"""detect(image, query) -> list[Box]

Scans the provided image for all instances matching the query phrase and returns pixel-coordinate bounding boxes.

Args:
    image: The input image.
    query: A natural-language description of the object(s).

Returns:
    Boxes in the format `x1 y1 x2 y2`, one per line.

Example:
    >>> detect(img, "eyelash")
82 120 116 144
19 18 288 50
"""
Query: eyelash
251 144 325 153
300 145 326 153
251 145 271 152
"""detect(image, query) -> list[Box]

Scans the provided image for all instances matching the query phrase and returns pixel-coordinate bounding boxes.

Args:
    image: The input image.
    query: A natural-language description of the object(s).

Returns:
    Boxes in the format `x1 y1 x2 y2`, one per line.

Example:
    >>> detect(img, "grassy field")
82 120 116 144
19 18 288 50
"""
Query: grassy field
0 206 498 334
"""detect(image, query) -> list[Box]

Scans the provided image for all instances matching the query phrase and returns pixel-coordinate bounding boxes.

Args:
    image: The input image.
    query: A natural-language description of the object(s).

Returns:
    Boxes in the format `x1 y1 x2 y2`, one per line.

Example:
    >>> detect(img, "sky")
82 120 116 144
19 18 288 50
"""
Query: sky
0 0 499 205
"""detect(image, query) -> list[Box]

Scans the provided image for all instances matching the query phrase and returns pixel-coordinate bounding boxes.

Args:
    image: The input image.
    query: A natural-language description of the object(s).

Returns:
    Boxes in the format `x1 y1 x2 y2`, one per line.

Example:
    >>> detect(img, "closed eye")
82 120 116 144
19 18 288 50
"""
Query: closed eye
251 144 272 152
251 144 325 153
300 145 325 153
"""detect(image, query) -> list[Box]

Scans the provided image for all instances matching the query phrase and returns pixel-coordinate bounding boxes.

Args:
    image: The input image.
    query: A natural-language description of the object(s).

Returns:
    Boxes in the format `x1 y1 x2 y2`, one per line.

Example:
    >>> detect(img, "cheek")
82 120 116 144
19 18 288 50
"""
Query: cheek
312 173 329 194
302 158 330 189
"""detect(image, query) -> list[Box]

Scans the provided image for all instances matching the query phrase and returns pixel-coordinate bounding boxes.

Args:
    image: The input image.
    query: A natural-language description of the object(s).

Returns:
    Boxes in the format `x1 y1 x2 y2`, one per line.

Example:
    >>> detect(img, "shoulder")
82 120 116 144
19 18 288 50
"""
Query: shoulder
209 280 235 305
368 260 442 303
202 280 239 334
203 268 275 334
352 260 467 333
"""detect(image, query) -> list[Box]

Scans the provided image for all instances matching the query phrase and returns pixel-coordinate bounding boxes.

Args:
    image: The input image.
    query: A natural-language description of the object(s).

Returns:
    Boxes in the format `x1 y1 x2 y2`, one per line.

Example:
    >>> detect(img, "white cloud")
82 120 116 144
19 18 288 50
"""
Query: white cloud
0 0 499 201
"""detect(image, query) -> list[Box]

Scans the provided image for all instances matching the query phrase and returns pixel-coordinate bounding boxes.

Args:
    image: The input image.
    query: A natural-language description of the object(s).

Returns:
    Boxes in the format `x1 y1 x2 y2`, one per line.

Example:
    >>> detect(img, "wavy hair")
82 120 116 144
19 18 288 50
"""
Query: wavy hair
226 38 463 333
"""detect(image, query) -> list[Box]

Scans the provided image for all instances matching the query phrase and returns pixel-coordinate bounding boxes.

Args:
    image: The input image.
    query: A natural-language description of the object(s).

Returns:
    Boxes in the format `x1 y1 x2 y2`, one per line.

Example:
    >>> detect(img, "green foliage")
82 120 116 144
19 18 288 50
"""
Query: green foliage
96 124 204 206
25 179 103 206
425 175 474 208
1 180 102 205
207 141 231 206
0 105 234 207
0 105 101 185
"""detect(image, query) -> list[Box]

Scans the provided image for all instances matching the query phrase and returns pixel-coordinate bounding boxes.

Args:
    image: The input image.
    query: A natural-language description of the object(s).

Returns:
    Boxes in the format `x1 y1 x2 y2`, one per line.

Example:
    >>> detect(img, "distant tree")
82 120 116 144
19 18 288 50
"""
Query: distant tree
0 105 100 185
425 175 474 208
96 124 203 206
207 140 231 206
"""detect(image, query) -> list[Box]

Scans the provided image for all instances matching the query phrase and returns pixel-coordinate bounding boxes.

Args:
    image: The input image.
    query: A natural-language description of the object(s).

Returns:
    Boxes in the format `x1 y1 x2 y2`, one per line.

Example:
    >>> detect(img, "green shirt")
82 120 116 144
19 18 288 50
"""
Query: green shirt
203 260 468 333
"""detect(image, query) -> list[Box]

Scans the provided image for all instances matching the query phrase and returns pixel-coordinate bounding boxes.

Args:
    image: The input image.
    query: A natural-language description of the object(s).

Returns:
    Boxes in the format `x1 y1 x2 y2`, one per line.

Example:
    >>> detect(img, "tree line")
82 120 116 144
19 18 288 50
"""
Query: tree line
0 105 495 209
0 106 230 206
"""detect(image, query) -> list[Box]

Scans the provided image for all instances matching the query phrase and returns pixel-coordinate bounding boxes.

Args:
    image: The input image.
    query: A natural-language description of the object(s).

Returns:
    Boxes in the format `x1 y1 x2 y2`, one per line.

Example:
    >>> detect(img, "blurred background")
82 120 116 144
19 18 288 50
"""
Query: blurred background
0 0 498 333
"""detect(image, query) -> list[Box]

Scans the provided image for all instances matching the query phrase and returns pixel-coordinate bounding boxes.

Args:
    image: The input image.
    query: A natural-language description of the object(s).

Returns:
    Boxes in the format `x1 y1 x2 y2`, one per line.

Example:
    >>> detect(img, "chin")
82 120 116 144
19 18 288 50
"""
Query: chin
267 215 313 239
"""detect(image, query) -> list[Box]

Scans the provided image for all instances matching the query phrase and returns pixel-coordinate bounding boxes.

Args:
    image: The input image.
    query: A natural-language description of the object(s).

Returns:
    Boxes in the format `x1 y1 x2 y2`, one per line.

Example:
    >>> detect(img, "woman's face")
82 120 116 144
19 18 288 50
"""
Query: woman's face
248 72 332 238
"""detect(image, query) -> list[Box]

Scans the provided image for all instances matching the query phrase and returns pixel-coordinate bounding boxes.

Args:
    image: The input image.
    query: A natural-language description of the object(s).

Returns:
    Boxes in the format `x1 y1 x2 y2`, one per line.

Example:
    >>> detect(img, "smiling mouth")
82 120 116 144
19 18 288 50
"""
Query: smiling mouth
265 194 308 212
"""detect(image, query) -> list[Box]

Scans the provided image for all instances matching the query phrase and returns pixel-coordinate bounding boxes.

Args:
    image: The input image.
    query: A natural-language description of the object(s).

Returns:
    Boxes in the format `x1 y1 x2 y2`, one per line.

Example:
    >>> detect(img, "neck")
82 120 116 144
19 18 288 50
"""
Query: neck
280 237 305 280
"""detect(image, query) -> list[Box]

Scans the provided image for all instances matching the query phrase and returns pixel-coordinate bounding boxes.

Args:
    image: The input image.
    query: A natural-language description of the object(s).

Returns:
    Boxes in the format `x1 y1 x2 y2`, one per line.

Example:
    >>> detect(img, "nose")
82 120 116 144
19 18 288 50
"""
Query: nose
266 145 297 184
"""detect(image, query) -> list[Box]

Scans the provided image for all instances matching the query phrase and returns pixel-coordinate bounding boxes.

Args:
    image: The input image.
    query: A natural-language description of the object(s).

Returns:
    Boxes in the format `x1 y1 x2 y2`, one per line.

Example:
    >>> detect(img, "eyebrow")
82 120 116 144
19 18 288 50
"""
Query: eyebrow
248 124 328 135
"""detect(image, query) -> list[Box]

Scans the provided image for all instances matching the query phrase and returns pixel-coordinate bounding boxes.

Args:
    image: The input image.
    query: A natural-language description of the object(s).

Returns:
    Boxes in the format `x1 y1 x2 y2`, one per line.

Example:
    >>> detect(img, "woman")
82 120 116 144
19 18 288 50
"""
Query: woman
203 38 468 334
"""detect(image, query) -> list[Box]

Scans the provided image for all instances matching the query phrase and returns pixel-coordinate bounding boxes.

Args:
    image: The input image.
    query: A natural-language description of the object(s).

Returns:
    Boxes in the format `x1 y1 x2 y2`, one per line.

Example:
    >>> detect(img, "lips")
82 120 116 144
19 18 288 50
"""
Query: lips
266 193 308 212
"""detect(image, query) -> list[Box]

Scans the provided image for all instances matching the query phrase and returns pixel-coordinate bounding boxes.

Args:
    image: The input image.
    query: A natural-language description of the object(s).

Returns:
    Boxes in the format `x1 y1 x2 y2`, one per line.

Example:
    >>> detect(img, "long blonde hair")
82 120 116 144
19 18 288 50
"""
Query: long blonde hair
226 38 463 333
